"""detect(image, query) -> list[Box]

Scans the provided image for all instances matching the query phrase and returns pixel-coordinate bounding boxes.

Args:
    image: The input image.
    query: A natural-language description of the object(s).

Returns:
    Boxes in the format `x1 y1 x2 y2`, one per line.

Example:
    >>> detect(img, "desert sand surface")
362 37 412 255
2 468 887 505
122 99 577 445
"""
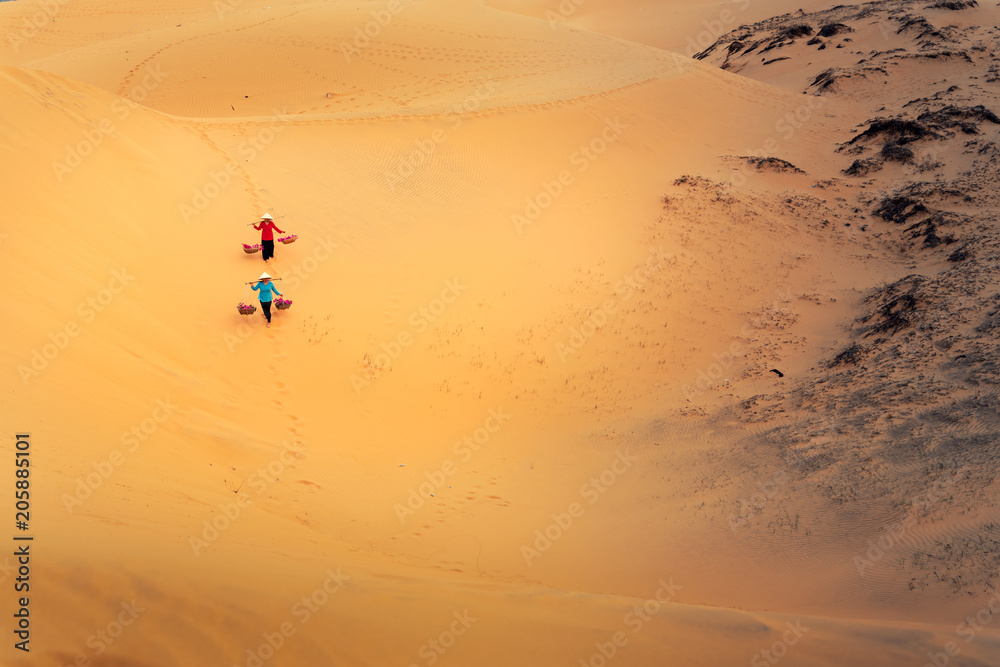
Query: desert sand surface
2 0 1000 665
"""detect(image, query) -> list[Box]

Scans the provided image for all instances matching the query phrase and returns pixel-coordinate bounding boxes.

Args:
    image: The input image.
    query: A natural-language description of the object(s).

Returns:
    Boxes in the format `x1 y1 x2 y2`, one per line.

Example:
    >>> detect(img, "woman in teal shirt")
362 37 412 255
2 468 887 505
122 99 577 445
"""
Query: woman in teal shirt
251 272 282 327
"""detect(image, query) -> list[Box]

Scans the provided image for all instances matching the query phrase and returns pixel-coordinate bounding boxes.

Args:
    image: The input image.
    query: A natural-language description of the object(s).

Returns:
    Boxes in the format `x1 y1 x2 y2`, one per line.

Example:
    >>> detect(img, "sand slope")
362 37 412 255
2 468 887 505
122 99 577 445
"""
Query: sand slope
3 0 1000 665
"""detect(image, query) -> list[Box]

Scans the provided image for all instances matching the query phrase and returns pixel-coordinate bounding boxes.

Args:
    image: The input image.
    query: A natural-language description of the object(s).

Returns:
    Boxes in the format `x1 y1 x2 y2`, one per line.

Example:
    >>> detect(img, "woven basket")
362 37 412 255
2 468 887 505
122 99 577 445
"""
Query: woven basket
242 245 261 254
279 236 298 245
274 301 292 310
237 305 256 315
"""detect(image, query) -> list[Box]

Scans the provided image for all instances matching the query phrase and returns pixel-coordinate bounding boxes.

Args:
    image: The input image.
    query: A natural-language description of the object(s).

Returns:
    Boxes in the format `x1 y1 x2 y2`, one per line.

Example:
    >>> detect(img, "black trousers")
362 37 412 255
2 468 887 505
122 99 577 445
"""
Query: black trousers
261 300 272 323
262 239 275 261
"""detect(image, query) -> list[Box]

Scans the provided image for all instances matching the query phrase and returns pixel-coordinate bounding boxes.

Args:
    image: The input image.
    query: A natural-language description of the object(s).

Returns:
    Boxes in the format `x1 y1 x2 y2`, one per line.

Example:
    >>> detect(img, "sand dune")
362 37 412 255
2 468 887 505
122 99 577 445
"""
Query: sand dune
3 0 1000 665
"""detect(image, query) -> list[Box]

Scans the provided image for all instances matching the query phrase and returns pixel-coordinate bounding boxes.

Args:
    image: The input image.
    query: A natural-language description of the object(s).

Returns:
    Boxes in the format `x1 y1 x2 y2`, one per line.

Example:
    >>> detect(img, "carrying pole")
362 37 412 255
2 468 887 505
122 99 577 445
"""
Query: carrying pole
246 215 285 226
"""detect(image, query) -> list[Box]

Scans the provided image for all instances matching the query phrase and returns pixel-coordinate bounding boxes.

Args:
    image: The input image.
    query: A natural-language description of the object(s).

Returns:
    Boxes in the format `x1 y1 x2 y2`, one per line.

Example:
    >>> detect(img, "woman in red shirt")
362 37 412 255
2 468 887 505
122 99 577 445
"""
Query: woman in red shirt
253 213 285 262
